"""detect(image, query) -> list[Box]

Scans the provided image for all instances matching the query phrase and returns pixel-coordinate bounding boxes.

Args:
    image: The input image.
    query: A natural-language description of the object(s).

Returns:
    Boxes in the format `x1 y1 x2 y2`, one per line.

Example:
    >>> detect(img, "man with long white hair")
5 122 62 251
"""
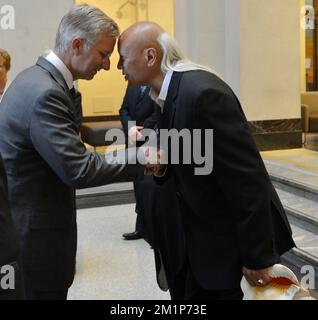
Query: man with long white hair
117 22 295 300
0 5 144 300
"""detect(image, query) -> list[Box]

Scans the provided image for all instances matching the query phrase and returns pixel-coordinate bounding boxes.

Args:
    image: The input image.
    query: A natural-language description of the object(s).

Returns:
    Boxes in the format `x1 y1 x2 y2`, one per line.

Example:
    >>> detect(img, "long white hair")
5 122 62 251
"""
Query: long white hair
157 32 221 77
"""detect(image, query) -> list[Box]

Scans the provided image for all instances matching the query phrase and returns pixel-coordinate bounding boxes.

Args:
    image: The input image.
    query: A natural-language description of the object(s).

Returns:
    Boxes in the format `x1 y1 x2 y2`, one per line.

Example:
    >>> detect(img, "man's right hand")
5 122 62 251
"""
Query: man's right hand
242 266 272 287
140 146 166 176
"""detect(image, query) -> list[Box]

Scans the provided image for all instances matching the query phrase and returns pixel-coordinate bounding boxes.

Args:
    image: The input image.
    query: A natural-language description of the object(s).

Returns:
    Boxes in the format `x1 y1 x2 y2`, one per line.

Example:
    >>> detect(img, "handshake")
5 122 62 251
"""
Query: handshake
104 124 167 176
142 146 167 176
105 145 167 177
127 124 167 176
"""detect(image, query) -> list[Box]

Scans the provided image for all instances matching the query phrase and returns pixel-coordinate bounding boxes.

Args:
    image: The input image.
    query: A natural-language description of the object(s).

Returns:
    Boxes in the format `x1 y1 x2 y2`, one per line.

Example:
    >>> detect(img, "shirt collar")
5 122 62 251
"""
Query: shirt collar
149 70 173 111
0 80 11 102
45 51 74 90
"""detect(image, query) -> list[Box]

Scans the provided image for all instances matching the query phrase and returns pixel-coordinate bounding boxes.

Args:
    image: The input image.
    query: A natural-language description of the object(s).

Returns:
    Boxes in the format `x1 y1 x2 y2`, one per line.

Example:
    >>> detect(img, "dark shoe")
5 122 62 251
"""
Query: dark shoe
122 231 142 240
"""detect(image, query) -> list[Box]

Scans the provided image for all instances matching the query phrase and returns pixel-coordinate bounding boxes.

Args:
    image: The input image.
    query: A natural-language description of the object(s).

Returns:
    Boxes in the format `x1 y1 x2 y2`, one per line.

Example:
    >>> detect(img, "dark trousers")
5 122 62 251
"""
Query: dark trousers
169 262 243 300
133 176 156 246
25 288 68 300
23 270 68 300
135 203 143 234
0 260 25 300
133 179 143 234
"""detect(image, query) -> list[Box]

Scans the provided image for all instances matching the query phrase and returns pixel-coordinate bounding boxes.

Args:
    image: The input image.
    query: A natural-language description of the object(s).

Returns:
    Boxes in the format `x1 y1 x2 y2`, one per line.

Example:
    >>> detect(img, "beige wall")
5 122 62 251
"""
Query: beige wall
174 0 302 122
75 0 174 117
240 0 301 121
0 0 73 81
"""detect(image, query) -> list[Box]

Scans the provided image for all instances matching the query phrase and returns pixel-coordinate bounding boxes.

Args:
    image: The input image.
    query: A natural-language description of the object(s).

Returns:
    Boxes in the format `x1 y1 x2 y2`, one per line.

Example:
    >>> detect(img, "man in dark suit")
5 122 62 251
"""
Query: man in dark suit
0 154 24 300
142 177 186 300
119 86 186 298
0 5 144 300
119 86 158 241
117 22 296 299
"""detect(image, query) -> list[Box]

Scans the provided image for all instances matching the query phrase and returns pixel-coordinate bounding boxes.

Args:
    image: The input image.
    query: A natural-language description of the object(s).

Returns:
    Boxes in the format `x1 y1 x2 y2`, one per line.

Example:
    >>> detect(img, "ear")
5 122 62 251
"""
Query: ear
71 38 82 55
144 48 157 67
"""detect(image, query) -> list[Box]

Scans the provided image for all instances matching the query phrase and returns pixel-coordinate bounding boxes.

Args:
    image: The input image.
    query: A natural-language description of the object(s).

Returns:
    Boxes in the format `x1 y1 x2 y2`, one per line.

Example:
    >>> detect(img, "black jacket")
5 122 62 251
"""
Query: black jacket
0 153 19 267
119 86 158 136
157 70 295 290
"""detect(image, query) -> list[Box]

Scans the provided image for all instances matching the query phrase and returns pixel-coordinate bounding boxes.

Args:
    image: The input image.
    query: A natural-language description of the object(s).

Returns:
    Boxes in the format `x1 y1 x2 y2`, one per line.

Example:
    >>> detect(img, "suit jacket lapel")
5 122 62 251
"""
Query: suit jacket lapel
159 72 183 129
134 87 150 118
136 86 149 104
36 57 83 129
36 57 70 95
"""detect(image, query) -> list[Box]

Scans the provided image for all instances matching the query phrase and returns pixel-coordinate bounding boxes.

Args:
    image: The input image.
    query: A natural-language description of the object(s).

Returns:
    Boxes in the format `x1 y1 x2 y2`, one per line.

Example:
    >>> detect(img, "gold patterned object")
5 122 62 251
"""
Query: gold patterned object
240 264 315 300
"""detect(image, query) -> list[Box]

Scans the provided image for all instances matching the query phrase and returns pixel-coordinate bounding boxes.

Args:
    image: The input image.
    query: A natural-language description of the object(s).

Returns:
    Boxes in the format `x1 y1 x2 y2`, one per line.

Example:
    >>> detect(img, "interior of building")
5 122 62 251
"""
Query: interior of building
0 0 317 300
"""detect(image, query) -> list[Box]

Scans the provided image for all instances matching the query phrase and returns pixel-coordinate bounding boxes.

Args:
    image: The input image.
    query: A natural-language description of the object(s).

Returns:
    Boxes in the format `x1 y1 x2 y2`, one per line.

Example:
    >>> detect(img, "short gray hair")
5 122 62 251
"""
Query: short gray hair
55 4 119 53
157 32 219 76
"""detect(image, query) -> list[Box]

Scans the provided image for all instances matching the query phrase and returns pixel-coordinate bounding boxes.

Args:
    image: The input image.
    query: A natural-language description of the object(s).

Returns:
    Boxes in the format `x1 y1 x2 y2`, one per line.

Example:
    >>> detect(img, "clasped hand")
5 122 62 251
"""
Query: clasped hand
128 126 165 176
242 266 272 287
140 146 166 176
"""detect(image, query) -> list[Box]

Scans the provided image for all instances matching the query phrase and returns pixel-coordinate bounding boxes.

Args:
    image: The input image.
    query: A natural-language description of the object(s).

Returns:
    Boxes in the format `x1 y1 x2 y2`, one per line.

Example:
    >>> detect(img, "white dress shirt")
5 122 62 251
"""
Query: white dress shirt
0 80 11 102
45 51 74 90
149 70 173 112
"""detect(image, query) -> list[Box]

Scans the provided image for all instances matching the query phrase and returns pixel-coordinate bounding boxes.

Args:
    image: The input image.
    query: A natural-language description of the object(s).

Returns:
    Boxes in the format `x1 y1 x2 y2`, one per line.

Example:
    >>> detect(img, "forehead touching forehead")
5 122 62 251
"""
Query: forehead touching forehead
119 32 142 57
96 31 115 46
120 21 164 53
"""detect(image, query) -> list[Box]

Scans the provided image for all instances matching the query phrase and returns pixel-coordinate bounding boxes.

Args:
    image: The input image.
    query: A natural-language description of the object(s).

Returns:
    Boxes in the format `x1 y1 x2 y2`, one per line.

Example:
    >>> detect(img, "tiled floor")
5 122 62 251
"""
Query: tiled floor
68 204 170 300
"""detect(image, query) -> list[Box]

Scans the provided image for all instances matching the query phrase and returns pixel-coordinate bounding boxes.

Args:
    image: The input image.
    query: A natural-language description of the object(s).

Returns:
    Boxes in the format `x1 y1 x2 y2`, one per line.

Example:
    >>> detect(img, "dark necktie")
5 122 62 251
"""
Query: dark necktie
139 86 147 100
158 101 172 130
70 86 77 98
69 87 82 130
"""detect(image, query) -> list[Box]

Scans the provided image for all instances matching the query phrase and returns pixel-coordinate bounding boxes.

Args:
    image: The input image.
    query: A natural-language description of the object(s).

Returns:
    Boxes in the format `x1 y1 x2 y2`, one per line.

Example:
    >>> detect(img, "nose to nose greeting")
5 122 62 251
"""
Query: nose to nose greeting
103 58 110 70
